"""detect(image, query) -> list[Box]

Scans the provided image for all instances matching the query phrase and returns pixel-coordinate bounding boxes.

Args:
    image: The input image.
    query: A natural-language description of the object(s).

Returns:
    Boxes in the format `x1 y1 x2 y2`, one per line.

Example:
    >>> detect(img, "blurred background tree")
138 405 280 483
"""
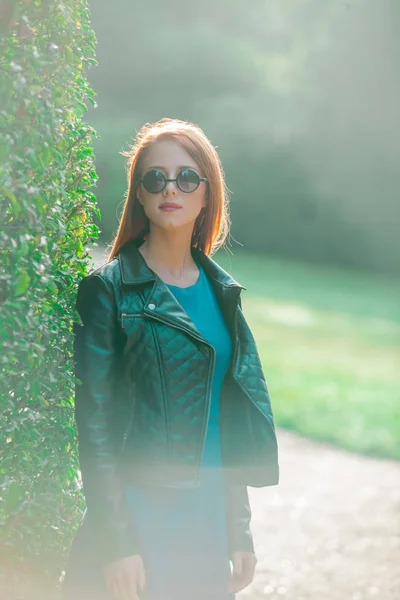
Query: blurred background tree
86 0 399 274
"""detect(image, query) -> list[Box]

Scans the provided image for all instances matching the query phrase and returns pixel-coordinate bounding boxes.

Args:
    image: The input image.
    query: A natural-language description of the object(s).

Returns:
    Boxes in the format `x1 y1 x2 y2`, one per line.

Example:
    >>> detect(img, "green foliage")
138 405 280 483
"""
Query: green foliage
0 1 99 596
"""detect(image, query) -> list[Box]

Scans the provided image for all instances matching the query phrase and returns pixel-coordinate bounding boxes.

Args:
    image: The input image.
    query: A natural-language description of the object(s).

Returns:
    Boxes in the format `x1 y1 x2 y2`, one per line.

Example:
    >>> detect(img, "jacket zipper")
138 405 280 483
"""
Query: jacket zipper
121 382 136 452
231 302 240 376
197 344 216 477
121 312 142 328
149 320 171 463
121 310 212 349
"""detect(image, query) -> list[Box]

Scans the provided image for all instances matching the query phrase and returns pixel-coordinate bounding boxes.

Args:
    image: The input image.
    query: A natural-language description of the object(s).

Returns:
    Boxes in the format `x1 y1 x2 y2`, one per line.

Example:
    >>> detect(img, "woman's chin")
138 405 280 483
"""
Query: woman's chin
150 213 198 231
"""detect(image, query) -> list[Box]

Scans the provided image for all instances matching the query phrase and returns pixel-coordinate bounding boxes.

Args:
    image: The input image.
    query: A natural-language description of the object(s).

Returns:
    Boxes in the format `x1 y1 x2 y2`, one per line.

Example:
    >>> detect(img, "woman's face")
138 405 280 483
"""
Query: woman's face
136 139 207 234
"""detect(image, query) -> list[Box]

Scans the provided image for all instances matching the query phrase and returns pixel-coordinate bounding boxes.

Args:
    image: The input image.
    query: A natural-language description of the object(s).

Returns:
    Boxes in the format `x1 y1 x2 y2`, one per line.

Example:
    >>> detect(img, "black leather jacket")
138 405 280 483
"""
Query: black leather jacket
73 238 279 563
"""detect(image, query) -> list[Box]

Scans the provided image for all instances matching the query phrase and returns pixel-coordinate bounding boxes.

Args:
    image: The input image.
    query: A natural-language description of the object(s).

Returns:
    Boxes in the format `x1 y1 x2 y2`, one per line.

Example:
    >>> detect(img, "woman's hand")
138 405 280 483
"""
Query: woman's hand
103 554 145 600
228 551 257 593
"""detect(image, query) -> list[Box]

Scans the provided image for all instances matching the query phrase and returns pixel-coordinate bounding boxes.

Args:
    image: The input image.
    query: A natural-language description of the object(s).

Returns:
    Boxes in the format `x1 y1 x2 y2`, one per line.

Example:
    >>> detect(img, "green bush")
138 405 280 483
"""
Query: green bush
0 1 99 597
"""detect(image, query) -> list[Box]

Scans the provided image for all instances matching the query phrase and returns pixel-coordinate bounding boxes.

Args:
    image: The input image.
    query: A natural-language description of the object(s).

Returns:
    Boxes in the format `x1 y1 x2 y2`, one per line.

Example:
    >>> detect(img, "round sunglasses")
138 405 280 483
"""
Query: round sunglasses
139 168 208 194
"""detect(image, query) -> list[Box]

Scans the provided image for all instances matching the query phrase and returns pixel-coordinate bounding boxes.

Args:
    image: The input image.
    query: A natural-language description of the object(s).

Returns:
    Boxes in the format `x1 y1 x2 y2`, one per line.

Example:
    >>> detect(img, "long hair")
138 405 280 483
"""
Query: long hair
107 118 230 260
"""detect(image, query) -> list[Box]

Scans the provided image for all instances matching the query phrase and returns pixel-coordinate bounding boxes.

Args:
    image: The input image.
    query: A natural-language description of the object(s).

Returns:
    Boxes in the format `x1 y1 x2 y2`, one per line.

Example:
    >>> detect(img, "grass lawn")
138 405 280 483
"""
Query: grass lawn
216 248 400 460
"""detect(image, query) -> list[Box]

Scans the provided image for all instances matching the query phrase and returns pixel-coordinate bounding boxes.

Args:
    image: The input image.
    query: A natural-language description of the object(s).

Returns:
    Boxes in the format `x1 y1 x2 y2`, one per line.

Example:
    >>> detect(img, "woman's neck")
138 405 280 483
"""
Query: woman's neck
138 229 199 283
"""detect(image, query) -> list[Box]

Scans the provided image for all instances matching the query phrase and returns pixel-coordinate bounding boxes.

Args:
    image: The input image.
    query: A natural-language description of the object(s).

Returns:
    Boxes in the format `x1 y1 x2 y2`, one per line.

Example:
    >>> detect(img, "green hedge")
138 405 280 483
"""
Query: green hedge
0 1 99 597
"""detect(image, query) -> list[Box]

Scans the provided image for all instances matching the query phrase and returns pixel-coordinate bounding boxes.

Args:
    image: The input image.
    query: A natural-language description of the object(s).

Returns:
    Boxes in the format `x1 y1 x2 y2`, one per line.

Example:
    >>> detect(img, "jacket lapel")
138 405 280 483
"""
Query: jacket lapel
144 277 206 341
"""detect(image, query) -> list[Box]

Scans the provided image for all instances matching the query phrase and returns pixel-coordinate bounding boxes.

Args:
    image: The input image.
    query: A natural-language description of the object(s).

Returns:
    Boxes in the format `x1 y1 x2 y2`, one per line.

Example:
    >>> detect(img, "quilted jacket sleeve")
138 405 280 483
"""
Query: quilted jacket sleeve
225 483 255 556
73 273 140 563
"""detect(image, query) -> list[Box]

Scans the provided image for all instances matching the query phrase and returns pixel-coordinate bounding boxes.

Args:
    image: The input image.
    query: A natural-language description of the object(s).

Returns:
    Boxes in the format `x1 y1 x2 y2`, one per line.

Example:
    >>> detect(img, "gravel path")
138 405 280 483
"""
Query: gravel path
244 429 400 600
90 244 400 600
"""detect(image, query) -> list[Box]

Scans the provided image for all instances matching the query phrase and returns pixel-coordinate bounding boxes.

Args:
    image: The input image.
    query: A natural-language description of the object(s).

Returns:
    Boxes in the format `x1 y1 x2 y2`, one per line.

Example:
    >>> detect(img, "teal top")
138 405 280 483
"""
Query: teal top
166 260 233 465
123 260 235 599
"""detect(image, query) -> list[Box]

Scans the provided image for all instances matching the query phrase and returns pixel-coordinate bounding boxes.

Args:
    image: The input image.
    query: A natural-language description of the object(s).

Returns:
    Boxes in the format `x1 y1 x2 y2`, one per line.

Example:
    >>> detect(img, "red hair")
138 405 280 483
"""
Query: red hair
107 118 230 259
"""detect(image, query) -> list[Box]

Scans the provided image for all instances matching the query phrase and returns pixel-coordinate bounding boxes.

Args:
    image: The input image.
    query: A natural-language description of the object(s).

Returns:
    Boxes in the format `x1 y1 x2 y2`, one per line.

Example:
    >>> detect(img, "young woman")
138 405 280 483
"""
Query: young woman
63 118 279 600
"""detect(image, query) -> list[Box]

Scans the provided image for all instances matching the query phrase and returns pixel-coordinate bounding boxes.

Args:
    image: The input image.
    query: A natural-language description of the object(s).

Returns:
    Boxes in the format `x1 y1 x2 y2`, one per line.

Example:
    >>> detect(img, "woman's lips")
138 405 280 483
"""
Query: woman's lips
159 203 182 211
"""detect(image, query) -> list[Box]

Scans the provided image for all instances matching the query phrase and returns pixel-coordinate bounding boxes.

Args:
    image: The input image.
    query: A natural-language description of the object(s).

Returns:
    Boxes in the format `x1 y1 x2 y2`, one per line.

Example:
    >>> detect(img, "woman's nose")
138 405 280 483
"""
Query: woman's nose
164 179 178 195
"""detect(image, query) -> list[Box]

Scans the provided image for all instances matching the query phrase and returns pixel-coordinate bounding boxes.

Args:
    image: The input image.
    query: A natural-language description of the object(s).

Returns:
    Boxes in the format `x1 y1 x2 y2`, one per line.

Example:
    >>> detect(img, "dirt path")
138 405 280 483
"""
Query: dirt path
89 244 400 600
244 429 400 600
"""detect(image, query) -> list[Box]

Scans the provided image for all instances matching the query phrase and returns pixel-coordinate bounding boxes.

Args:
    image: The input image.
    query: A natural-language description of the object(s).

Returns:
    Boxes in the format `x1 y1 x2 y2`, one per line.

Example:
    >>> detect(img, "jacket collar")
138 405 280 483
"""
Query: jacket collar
117 238 244 346
117 238 246 291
